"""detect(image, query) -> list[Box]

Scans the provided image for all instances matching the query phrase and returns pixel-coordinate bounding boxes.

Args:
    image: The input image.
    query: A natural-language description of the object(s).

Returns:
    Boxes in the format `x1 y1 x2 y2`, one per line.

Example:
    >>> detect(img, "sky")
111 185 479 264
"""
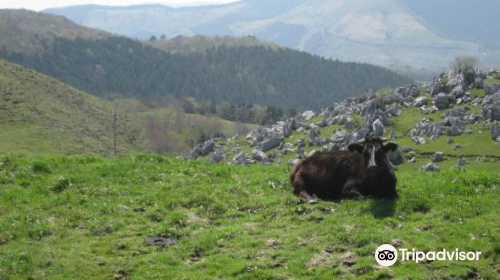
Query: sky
0 0 242 11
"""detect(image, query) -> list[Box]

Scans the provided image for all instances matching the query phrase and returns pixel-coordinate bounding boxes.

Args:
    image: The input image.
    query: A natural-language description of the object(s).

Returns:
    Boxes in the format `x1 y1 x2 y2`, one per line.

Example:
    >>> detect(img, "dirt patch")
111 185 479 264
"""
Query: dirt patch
307 251 331 267
144 236 178 247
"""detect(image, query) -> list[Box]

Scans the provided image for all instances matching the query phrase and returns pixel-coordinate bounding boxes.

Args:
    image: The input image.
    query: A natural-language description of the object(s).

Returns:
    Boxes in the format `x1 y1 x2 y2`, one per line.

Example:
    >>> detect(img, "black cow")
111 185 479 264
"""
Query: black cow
290 137 398 203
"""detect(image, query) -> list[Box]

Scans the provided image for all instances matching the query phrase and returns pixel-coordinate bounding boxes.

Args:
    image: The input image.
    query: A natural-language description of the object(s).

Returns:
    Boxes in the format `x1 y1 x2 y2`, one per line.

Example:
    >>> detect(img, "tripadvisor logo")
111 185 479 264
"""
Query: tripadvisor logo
375 244 482 266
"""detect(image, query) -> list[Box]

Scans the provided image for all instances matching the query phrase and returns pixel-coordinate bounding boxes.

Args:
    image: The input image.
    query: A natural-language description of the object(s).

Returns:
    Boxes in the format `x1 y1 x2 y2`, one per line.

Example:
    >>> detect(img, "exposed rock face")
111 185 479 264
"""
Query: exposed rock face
492 123 500 142
482 93 500 121
420 163 441 172
431 152 445 163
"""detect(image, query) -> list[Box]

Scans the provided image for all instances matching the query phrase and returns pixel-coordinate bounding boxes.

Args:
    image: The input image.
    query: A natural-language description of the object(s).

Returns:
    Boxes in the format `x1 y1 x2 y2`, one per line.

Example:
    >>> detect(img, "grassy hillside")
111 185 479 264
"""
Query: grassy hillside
0 59 142 155
0 155 498 279
0 9 111 54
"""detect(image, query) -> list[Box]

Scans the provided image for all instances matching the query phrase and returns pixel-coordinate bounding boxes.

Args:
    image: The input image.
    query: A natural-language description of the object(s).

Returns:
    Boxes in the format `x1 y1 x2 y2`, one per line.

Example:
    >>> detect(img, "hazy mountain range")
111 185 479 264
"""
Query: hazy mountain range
45 0 500 68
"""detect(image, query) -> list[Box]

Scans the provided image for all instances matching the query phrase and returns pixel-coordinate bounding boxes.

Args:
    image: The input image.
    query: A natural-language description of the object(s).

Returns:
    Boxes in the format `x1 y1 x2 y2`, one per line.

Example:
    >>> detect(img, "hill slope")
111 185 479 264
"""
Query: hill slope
0 59 142 155
0 9 111 54
44 0 500 68
0 10 410 111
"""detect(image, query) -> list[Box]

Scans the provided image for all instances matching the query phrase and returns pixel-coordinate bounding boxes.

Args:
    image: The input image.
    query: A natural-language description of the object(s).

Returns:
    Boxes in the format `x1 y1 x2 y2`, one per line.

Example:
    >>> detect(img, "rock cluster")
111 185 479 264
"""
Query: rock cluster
189 68 499 166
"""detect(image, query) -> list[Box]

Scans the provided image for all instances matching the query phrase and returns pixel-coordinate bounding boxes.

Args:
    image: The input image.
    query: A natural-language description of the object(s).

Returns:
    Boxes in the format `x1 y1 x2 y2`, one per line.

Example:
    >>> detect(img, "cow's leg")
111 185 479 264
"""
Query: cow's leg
342 178 364 199
299 191 317 204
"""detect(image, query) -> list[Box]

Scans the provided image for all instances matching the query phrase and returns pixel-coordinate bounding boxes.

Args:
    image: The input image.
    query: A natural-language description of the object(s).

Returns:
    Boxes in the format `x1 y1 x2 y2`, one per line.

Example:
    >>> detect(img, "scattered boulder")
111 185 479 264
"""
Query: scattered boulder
482 93 500 121
450 86 465 98
454 143 462 149
409 157 417 163
372 119 385 137
389 103 401 116
431 152 445 163
434 93 455 110
389 147 404 165
302 111 316 120
457 158 467 166
410 118 441 139
251 150 267 162
414 97 428 107
260 137 283 152
232 152 248 165
485 84 500 95
288 158 301 166
492 123 500 141
474 77 484 89
420 163 441 172
209 146 225 163
191 140 215 158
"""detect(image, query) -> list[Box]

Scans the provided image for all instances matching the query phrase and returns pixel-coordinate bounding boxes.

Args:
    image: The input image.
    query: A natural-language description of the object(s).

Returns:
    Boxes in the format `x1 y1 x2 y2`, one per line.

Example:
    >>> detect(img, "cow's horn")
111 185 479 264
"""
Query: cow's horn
358 139 365 143
381 138 388 142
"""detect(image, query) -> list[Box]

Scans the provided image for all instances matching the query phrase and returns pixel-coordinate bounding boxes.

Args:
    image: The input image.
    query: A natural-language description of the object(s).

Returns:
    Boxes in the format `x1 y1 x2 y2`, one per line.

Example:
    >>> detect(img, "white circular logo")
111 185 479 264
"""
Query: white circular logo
375 244 398 266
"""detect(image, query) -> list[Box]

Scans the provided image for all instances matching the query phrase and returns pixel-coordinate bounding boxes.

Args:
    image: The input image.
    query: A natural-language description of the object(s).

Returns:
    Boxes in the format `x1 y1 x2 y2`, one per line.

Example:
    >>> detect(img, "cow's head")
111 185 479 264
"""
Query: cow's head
348 137 397 170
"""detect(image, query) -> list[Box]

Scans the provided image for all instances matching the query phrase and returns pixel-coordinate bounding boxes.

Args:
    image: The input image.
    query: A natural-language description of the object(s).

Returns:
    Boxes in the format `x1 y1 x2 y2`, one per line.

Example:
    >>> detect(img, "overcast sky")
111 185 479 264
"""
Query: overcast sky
0 0 243 11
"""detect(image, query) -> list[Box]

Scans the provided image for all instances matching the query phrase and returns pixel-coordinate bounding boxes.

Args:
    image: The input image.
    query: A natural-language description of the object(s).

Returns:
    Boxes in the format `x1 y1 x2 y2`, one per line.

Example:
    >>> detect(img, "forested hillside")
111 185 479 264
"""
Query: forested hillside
0 35 410 111
0 10 411 111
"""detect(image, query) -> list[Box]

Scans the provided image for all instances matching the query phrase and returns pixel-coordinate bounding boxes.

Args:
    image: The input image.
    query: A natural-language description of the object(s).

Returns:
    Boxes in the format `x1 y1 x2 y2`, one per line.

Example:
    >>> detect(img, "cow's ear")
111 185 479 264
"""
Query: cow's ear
348 143 363 153
383 143 398 153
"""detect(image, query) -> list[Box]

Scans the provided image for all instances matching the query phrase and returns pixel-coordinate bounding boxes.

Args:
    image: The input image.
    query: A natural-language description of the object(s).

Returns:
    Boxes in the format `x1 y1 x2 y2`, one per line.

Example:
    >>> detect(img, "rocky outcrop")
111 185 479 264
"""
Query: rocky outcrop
482 93 500 121
492 123 500 142
420 163 441 172
431 152 445 163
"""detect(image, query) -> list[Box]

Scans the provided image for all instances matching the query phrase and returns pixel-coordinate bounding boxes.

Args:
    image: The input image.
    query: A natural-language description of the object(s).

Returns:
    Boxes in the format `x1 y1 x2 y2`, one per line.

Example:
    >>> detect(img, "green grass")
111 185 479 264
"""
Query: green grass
484 77 500 84
0 155 499 280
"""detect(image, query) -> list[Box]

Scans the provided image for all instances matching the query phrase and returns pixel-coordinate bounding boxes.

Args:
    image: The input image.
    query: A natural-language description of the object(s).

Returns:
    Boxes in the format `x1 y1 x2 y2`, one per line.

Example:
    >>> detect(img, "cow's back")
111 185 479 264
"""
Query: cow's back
299 151 365 199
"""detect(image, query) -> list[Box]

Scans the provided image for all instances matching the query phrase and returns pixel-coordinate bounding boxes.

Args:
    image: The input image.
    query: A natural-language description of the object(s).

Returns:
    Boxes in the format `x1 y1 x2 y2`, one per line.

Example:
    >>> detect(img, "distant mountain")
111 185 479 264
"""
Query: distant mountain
0 59 142 155
0 10 410 111
45 0 500 68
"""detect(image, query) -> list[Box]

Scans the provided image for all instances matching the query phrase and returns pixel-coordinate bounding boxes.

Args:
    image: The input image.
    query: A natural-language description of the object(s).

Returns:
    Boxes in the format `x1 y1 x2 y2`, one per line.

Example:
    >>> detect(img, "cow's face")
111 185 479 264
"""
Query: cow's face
348 138 397 170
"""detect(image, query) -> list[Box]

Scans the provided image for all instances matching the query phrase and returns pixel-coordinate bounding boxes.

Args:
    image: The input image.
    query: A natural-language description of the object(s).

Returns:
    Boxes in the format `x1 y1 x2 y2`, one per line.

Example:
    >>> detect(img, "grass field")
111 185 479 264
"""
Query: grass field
1 155 499 280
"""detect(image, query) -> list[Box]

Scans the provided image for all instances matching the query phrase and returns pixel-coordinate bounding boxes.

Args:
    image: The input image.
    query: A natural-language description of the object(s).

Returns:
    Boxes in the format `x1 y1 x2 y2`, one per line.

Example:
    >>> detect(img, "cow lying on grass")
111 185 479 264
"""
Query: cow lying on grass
290 137 398 203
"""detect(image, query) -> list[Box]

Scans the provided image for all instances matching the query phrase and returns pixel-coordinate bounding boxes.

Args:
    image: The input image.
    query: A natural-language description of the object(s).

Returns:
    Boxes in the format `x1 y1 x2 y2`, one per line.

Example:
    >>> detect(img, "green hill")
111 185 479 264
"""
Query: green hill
0 9 111 54
0 59 142 155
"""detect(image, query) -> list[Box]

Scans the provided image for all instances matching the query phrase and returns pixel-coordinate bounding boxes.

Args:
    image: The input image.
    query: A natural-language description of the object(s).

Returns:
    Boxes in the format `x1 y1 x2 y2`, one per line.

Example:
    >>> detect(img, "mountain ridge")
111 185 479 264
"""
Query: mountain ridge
44 0 500 68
